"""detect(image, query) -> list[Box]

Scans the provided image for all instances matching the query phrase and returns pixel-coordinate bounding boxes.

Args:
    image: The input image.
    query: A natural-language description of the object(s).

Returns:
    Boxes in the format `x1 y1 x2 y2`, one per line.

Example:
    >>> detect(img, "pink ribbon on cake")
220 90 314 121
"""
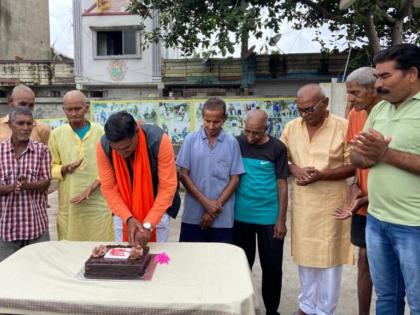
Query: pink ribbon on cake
154 252 170 264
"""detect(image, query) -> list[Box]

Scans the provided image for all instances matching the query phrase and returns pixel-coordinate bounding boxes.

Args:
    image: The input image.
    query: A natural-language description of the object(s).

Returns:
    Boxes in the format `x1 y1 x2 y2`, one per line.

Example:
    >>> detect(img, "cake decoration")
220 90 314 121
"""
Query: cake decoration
154 252 170 265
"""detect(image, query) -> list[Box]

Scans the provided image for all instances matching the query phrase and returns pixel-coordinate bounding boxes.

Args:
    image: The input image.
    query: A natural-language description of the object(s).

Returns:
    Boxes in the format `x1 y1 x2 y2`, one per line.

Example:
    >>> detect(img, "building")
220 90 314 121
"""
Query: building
0 0 75 118
162 53 350 98
73 0 179 99
0 0 50 60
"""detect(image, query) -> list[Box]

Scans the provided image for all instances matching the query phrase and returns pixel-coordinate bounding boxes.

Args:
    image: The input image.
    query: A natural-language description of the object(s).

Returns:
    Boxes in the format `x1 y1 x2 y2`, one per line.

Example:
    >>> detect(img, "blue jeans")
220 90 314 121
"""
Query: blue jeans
366 214 420 315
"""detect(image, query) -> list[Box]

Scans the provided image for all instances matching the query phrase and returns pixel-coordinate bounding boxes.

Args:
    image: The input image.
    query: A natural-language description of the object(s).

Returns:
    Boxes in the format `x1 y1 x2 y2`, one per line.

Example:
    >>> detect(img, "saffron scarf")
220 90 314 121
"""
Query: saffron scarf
112 128 156 242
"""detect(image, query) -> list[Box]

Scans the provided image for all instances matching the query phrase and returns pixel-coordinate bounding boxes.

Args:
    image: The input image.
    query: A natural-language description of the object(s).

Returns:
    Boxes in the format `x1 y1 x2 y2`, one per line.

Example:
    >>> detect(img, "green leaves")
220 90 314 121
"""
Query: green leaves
127 0 419 57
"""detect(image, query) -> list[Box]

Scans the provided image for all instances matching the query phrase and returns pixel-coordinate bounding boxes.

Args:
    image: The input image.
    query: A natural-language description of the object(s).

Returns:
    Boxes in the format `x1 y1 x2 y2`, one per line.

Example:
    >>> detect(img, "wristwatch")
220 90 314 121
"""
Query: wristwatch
142 222 153 232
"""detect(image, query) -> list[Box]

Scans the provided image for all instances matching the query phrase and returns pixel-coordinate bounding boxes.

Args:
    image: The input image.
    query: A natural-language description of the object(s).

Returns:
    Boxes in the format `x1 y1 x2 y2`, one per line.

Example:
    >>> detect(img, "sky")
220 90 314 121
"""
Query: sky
49 0 74 58
48 0 347 59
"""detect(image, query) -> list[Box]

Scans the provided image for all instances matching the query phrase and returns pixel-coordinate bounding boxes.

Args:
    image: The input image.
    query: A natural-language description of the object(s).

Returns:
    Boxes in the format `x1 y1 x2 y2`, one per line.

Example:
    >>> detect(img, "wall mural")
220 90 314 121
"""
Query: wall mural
39 98 299 145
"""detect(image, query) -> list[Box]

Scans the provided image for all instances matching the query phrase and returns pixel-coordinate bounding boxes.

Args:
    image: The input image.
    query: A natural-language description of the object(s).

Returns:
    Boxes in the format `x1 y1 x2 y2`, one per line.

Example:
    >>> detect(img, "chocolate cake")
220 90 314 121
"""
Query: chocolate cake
84 245 151 280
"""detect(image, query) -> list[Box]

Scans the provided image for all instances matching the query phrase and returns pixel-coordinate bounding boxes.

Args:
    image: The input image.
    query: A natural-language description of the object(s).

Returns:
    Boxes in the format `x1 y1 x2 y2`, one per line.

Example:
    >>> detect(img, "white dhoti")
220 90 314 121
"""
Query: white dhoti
298 265 343 315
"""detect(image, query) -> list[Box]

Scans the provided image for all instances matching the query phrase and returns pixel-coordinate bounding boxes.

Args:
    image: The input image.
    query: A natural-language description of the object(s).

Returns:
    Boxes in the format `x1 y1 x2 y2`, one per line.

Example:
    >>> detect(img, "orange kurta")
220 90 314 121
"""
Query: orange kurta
346 109 369 216
281 114 353 268
96 132 177 228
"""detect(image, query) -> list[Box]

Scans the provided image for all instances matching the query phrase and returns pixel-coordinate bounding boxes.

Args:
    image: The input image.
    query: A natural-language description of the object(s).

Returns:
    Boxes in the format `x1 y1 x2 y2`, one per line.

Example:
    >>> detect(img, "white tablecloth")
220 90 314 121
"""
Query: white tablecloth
0 241 259 315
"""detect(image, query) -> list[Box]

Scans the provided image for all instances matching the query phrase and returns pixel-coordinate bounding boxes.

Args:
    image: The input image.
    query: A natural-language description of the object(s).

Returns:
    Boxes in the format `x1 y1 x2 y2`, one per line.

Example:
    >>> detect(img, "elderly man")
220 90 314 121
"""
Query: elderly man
234 110 289 315
333 67 380 315
49 90 113 241
0 106 51 262
351 44 420 314
97 111 178 246
281 84 354 315
0 85 50 145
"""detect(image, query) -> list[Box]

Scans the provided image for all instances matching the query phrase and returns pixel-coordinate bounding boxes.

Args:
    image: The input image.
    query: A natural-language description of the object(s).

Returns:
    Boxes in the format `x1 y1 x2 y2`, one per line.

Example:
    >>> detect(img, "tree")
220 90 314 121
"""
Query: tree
279 0 420 56
127 0 420 58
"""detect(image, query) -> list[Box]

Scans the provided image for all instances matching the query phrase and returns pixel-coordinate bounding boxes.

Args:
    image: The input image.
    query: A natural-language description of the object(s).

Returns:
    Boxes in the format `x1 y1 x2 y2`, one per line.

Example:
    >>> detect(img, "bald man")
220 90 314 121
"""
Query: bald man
48 90 114 241
234 110 289 315
0 85 50 145
281 84 354 315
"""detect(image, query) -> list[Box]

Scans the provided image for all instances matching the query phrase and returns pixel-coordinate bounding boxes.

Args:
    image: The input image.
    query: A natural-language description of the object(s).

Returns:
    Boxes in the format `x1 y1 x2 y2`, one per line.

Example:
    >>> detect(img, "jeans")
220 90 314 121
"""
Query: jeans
366 214 420 315
233 220 284 315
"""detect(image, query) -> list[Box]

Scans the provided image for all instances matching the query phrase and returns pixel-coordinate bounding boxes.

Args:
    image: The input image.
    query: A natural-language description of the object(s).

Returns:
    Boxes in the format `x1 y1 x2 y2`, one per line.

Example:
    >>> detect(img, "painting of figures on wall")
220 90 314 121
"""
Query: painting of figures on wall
194 99 259 136
91 101 158 125
90 97 297 145
158 101 192 145
260 99 298 138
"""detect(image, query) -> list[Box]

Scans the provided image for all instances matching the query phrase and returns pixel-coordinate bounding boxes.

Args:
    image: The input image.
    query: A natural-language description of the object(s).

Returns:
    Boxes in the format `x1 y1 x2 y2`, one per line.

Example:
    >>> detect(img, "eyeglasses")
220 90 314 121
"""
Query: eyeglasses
297 98 325 115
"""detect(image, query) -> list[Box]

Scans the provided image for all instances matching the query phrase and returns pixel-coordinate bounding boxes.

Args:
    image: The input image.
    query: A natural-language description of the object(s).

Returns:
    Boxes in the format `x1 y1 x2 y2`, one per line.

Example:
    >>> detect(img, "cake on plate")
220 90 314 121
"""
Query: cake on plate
84 245 151 280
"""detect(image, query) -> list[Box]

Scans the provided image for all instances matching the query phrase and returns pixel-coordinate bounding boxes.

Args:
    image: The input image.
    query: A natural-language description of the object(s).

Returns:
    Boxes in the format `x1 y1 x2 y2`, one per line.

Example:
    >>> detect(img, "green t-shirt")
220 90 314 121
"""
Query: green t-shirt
365 92 420 226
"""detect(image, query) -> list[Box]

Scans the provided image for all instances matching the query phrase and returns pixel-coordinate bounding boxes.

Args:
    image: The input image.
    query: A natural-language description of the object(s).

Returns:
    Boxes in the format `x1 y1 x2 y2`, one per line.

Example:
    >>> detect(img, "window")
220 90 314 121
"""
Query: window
89 90 107 98
94 28 140 58
50 90 62 97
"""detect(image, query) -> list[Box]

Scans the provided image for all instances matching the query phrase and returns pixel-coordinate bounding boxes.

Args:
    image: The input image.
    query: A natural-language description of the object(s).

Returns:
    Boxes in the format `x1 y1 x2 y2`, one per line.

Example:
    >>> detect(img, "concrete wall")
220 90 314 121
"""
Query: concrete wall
320 82 347 117
0 97 65 119
0 0 50 60
0 62 74 87
105 87 159 99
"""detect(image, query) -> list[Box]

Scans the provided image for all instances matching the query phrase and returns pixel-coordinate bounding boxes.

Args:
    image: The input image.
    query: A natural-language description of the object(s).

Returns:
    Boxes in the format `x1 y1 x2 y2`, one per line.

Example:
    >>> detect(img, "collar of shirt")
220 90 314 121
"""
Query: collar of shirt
379 91 420 112
199 128 226 142
299 112 331 130
407 91 420 103
4 138 35 153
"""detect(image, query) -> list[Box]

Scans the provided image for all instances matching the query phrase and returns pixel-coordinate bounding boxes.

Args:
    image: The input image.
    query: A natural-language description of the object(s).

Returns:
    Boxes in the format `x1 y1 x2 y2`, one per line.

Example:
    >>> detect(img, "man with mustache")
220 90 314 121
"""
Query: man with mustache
351 43 420 314
0 106 51 261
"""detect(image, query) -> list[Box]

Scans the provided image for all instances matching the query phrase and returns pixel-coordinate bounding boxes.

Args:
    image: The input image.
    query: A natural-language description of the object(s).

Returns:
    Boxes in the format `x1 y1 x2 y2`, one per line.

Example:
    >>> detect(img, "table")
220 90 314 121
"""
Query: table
0 241 259 315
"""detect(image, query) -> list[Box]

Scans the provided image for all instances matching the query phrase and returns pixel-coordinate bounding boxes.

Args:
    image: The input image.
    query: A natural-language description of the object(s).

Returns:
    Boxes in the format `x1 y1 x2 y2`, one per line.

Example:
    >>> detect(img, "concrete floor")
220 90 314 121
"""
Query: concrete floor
47 190 409 315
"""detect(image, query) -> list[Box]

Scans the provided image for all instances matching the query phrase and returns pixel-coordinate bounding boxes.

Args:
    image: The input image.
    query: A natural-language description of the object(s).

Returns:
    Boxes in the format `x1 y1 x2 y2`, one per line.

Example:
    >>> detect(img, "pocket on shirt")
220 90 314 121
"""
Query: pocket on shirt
213 160 230 181
22 168 38 182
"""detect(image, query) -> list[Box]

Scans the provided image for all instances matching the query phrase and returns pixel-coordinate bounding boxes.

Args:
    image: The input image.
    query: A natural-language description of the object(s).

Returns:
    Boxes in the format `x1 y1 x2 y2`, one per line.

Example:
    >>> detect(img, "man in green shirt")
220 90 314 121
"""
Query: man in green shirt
351 43 420 315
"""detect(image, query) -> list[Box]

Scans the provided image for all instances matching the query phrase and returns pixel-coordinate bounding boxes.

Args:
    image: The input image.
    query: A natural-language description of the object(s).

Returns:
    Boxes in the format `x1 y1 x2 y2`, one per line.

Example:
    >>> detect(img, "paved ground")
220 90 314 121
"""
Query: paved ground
47 190 387 315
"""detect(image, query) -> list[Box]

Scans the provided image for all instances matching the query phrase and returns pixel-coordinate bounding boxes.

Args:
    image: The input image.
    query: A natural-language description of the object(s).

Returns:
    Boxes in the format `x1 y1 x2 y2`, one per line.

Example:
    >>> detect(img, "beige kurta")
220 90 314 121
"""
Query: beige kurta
281 114 353 268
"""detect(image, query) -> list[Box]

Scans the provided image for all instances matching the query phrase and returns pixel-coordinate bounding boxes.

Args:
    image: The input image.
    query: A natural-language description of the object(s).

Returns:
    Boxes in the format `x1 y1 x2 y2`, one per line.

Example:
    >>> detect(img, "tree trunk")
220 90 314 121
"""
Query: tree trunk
240 29 249 93
391 19 404 45
360 11 380 55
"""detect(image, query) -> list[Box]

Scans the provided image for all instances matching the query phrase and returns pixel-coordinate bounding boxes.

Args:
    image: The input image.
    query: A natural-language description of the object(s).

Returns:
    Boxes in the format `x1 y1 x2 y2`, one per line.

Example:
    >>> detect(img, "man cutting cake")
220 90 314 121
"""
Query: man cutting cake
97 111 178 246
